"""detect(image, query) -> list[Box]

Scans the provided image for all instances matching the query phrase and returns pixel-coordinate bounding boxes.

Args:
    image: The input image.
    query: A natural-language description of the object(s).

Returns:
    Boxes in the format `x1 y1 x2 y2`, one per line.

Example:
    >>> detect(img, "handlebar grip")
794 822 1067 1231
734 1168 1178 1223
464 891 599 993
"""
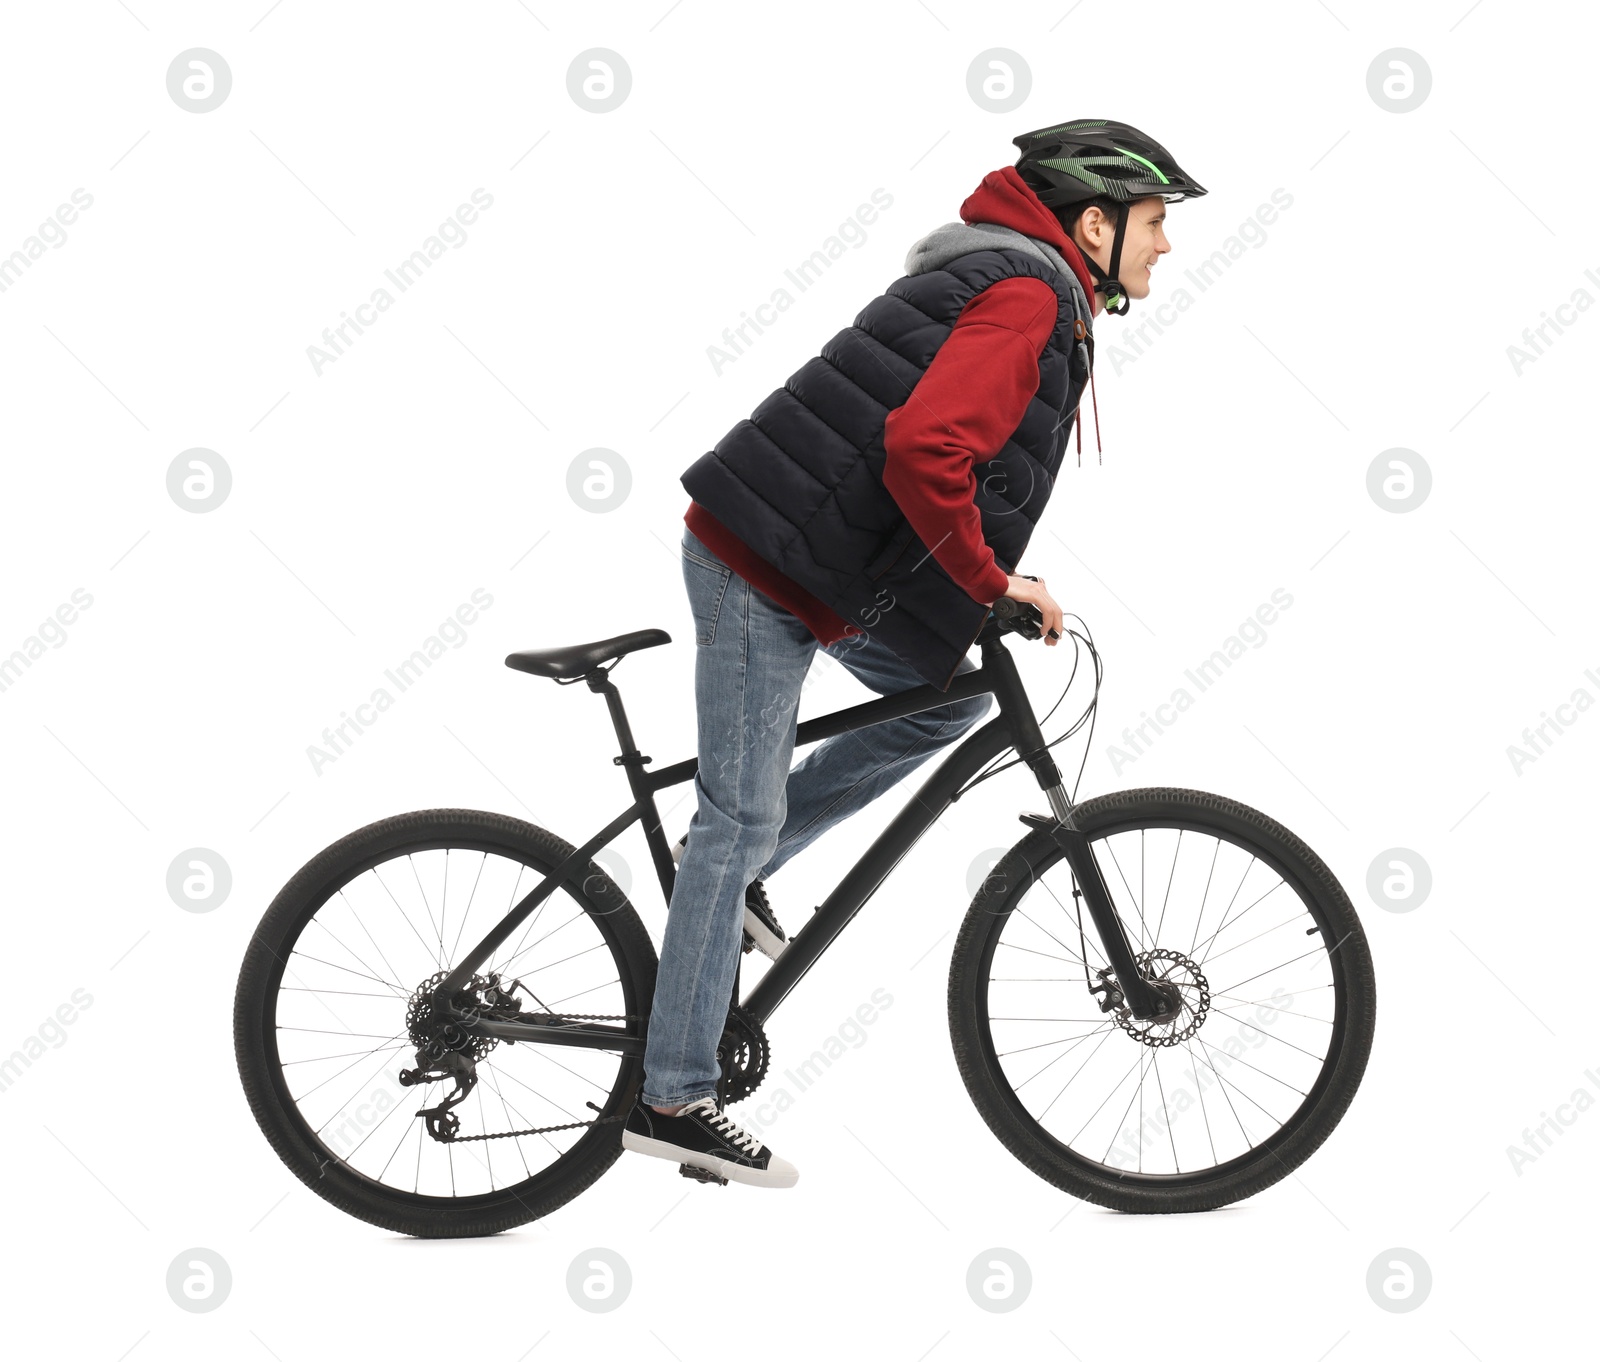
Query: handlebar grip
992 596 1043 623
989 594 1045 639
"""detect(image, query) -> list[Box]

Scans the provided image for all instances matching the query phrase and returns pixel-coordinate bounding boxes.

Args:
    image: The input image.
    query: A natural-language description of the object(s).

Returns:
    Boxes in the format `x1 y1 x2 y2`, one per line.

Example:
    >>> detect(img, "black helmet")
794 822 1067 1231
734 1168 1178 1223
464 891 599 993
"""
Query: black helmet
1013 119 1206 315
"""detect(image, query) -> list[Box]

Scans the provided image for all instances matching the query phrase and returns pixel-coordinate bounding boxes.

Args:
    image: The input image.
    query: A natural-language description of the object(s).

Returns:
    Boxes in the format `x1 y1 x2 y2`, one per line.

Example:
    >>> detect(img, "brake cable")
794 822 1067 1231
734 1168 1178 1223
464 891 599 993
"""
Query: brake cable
951 609 1104 805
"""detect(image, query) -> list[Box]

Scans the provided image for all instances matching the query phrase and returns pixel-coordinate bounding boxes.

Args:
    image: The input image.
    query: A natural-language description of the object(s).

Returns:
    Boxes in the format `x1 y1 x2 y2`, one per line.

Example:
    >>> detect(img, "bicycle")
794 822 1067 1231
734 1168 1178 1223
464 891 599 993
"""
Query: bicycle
233 599 1375 1237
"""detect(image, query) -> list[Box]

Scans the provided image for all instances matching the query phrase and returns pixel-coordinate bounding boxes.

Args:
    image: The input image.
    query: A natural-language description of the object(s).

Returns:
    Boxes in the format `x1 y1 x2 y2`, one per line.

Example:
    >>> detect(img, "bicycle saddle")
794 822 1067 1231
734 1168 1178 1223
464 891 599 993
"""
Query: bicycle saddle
505 629 671 680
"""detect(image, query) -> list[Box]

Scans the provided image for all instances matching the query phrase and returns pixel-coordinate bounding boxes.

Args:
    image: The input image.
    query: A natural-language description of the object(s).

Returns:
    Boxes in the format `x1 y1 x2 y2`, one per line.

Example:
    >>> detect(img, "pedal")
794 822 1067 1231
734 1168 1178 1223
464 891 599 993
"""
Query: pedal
678 1162 729 1186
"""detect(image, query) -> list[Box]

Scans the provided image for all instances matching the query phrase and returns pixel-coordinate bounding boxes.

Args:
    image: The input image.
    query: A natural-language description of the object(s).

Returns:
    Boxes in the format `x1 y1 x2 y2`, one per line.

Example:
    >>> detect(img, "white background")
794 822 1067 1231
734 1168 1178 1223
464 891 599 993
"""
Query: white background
2 0 1594 1357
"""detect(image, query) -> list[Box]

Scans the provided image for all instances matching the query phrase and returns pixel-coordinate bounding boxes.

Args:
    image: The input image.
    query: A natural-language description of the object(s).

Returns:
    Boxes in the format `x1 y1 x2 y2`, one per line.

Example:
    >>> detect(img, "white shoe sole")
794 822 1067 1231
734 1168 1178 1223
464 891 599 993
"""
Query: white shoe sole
622 1130 800 1188
746 918 788 961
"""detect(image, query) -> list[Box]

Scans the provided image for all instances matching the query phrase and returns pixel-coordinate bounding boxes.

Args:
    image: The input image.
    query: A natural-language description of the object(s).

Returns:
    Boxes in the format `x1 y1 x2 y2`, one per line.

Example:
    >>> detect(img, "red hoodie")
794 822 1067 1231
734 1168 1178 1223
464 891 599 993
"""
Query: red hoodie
686 166 1094 644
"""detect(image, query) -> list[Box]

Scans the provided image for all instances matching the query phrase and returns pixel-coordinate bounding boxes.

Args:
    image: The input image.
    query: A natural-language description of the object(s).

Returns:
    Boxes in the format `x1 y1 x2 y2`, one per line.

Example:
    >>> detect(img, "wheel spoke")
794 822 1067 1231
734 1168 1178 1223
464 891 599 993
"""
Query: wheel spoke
995 940 1089 967
1103 837 1150 952
249 834 638 1213
408 852 447 967
1155 828 1182 946
996 1023 1118 1060
1039 1026 1124 1122
1204 1003 1331 1062
1192 854 1257 961
496 908 588 977
1098 1051 1148 1165
1152 1051 1180 1172
1183 1036 1219 1165
1207 988 1335 1023
286 950 409 996
1187 837 1223 958
974 805 1366 1192
1011 906 1093 970
478 1063 567 1160
1198 911 1306 967
1036 875 1109 970
1190 879 1291 963
1213 945 1328 997
304 914 409 1000
372 863 447 972
338 886 412 996
1196 1036 1308 1098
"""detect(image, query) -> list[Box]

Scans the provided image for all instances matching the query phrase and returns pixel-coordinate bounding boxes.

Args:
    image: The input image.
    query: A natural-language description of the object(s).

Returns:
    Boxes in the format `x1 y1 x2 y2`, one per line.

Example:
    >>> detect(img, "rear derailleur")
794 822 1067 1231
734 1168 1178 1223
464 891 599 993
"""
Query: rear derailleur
398 970 529 1142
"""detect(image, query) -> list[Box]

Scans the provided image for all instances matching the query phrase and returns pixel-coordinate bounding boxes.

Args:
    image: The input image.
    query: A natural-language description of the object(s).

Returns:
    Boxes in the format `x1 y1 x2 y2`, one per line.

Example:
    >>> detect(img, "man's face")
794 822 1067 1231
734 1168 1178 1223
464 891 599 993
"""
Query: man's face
1074 196 1171 305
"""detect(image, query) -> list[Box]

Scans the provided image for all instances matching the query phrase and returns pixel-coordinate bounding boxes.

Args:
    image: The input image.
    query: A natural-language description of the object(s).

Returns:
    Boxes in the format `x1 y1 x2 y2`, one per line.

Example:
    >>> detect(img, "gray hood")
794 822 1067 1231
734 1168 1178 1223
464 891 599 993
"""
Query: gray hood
904 220 1089 318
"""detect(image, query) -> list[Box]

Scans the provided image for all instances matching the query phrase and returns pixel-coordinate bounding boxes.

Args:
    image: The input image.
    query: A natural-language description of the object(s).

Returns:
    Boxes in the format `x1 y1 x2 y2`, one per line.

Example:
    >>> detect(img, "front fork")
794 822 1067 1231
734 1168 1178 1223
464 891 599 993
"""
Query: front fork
983 635 1171 1022
1020 806 1169 1021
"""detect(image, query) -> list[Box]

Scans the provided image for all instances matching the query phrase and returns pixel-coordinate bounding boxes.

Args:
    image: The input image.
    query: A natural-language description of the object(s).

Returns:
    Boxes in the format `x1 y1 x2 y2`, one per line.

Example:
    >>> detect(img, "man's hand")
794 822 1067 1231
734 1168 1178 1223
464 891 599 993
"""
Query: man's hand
997 573 1065 646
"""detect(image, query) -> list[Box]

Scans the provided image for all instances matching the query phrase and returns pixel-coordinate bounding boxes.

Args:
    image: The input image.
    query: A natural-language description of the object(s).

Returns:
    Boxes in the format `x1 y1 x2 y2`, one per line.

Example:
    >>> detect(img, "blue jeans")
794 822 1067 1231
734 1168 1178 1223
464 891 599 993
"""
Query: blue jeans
640 526 993 1107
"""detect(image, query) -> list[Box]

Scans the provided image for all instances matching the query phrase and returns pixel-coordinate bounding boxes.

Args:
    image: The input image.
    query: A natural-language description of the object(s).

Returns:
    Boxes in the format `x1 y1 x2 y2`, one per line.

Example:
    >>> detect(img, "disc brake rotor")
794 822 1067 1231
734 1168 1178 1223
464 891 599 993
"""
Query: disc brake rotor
1114 948 1211 1048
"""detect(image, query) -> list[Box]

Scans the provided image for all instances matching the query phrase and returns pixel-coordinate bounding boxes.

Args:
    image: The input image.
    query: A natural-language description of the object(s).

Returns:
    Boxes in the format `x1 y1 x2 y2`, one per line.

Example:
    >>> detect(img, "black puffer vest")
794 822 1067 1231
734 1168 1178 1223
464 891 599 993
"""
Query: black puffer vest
681 231 1093 690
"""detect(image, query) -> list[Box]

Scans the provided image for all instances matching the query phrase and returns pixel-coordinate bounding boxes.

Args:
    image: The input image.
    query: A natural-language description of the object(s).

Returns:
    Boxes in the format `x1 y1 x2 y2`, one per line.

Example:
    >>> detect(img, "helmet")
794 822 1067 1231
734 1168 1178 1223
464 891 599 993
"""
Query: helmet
1013 119 1207 315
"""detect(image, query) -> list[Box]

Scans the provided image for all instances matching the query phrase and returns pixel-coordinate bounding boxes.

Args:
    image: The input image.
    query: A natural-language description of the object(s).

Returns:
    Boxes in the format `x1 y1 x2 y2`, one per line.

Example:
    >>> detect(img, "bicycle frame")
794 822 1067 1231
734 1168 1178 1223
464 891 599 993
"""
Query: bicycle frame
440 624 1169 1056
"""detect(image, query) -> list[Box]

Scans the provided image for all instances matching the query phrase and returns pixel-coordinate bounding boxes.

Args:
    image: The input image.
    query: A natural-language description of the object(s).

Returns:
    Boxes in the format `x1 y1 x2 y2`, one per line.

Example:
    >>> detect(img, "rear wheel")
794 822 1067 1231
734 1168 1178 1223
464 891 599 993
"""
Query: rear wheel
948 787 1375 1213
234 809 657 1238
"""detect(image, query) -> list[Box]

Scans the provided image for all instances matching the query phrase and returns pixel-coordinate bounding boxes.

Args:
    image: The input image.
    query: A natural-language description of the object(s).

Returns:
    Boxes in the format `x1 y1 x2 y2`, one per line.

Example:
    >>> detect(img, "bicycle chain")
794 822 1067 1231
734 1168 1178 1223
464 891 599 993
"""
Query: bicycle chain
446 1109 629 1142
430 1008 771 1143
410 993 645 1143
515 1011 639 1022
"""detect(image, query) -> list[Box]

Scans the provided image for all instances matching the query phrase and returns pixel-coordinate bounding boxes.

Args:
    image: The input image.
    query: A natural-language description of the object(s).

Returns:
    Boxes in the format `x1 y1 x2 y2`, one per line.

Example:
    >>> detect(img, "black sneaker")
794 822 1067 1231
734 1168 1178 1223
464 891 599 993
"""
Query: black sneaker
672 834 790 961
622 1095 799 1188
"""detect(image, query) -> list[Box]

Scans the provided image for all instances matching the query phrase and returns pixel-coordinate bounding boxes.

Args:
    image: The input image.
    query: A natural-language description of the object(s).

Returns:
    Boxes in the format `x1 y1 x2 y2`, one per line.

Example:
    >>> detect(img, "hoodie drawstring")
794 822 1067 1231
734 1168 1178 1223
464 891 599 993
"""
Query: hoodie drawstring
1072 326 1102 466
1088 362 1102 464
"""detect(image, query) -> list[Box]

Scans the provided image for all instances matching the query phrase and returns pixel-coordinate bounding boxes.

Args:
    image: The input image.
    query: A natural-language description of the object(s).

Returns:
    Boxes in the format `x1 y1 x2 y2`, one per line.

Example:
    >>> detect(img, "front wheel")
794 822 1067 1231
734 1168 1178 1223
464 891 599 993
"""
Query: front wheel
948 787 1375 1214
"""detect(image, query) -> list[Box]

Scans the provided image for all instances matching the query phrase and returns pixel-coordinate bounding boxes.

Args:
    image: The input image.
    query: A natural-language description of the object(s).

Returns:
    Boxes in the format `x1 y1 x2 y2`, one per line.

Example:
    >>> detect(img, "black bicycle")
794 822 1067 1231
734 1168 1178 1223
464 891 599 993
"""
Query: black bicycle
234 600 1375 1237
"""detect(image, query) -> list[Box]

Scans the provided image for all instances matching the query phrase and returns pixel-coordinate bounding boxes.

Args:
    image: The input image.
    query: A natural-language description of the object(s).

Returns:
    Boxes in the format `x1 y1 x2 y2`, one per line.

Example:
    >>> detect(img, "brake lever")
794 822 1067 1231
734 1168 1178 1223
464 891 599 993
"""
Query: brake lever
989 595 1051 641
993 574 1060 641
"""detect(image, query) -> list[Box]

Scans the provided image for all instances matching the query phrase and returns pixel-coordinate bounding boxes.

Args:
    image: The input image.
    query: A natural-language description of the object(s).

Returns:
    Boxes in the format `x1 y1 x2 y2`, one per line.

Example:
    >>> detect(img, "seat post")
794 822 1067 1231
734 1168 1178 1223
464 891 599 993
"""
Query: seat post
584 667 677 898
584 668 644 765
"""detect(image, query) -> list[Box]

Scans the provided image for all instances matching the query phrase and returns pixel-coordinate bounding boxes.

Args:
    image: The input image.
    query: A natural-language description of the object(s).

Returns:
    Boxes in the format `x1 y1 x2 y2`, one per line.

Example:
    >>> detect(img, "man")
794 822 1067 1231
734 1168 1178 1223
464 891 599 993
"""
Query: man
622 119 1206 1187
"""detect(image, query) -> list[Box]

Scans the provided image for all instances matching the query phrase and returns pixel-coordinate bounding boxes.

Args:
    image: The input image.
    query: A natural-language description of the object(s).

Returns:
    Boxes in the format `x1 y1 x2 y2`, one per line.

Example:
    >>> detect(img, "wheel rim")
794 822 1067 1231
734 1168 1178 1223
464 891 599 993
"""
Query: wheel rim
259 836 640 1203
976 813 1354 1186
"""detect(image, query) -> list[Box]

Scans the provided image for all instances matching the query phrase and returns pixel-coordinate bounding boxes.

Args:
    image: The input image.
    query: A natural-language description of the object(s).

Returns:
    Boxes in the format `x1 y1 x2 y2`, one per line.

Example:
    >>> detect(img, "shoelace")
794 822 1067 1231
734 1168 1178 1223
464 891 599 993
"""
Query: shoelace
683 1098 762 1156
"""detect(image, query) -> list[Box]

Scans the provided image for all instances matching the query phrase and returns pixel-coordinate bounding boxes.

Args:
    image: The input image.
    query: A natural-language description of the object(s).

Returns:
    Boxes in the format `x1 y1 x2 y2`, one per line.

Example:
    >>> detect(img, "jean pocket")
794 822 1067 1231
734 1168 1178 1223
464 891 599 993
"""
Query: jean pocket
682 539 732 646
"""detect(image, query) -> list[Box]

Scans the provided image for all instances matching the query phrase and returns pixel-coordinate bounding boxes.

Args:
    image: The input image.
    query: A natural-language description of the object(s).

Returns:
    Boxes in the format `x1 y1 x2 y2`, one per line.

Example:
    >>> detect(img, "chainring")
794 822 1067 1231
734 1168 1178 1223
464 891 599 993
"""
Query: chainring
717 1002 770 1104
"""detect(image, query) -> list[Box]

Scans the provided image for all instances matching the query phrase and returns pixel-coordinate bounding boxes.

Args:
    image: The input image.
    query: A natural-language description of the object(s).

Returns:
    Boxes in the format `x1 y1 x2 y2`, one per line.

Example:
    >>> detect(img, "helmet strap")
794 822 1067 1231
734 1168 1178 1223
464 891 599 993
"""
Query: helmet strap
1076 201 1132 316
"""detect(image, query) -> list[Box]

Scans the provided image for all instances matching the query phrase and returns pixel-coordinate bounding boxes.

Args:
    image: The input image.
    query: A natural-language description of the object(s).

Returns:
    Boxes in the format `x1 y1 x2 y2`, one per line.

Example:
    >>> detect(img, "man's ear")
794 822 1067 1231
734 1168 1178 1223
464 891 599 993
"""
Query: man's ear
1074 205 1109 250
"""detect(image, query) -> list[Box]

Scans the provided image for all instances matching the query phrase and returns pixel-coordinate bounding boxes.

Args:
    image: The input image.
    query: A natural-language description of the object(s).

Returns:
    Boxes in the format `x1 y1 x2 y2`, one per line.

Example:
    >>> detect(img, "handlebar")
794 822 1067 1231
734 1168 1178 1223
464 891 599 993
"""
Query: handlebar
987 595 1050 641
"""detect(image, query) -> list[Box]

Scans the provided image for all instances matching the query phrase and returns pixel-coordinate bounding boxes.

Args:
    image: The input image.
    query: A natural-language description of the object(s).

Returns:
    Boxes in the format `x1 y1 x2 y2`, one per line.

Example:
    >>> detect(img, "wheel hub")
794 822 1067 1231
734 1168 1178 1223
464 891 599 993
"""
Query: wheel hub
1112 948 1211 1048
